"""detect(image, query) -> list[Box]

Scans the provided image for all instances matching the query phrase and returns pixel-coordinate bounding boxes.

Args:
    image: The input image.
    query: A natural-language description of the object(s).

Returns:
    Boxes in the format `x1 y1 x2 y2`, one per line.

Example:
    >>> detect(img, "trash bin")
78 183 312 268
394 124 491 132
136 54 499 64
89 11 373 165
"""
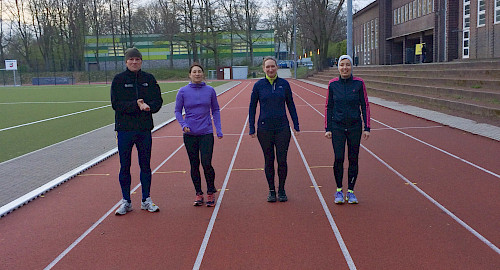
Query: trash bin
252 72 256 78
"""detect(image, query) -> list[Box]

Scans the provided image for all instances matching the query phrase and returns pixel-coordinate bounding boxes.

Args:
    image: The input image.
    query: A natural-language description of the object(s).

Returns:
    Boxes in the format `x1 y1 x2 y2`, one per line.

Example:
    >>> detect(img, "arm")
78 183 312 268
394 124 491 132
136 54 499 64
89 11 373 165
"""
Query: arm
248 83 259 135
210 88 223 138
146 76 163 114
284 81 299 132
324 82 334 139
359 80 371 140
174 88 188 131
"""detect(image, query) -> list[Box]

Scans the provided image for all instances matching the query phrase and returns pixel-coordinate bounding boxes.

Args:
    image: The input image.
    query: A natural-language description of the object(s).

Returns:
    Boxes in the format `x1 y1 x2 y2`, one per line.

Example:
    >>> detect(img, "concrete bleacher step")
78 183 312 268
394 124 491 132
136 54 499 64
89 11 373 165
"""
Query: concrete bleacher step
306 60 500 125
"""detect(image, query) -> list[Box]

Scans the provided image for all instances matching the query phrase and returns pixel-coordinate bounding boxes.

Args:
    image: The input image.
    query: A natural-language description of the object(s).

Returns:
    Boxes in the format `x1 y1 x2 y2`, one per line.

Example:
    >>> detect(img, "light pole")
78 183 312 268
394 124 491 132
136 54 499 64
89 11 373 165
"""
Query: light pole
347 0 353 58
293 2 297 79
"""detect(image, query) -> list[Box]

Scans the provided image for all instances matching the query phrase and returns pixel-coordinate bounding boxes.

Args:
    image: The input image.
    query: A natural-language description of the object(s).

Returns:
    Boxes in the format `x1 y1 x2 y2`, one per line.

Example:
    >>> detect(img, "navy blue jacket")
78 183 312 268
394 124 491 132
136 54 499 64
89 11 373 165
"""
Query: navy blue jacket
325 75 370 132
111 68 163 131
249 77 299 134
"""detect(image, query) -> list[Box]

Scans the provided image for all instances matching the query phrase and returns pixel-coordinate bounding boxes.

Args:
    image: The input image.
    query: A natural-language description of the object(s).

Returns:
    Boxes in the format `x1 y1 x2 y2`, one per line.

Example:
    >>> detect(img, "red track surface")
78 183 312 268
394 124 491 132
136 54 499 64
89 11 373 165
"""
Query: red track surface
1 80 499 269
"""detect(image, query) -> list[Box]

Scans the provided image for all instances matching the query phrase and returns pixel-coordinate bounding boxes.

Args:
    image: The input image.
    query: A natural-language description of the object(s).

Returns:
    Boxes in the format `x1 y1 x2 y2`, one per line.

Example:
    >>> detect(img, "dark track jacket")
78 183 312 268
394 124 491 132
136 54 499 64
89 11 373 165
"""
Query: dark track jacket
249 77 299 134
111 68 163 131
325 75 370 132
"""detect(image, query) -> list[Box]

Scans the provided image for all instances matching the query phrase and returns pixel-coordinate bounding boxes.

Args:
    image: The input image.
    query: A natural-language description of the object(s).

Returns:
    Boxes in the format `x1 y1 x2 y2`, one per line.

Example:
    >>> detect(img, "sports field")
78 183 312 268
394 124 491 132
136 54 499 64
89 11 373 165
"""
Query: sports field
0 81 226 163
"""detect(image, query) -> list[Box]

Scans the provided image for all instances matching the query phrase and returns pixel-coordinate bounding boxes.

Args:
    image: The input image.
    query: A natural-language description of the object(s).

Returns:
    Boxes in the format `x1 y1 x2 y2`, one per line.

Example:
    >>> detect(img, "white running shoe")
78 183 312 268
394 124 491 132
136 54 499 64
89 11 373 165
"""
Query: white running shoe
115 199 133 215
141 197 160 212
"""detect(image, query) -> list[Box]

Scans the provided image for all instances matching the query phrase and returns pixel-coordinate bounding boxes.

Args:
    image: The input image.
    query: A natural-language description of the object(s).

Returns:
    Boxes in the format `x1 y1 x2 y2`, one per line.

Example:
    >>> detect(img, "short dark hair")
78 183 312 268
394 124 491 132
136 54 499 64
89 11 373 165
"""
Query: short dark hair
189 62 204 73
124 47 142 61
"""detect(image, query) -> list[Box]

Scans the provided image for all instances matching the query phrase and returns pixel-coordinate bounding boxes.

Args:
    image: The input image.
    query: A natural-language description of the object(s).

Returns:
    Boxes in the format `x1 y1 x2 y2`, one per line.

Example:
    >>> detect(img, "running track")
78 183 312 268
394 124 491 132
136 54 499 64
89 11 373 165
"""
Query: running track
1 79 499 269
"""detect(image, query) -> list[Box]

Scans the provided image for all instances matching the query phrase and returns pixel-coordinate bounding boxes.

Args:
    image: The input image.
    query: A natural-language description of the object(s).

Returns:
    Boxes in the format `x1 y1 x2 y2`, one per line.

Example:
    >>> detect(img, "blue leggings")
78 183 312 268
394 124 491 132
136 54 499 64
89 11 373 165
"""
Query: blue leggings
117 131 152 202
331 126 362 191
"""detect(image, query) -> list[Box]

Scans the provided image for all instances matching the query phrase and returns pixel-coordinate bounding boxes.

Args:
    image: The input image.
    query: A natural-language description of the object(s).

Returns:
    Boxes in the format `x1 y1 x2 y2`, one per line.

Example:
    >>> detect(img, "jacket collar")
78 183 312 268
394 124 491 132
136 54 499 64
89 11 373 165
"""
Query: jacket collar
188 81 207 88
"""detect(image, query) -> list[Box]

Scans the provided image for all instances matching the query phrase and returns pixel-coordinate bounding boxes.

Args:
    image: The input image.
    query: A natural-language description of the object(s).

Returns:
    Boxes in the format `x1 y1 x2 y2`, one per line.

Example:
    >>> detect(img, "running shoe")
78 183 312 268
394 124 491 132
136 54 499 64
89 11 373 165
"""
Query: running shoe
141 197 160 212
267 190 277 202
115 199 133 215
346 192 358 204
334 191 345 204
193 194 204 206
278 190 288 202
206 193 215 207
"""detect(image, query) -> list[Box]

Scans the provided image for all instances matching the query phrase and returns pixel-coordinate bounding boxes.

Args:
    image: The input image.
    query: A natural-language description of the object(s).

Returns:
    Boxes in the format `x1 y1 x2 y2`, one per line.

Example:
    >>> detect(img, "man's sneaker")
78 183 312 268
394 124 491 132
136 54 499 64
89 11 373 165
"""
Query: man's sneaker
141 197 160 212
206 194 215 207
334 191 345 204
193 194 204 206
278 190 288 202
267 190 277 202
346 192 358 204
115 199 132 215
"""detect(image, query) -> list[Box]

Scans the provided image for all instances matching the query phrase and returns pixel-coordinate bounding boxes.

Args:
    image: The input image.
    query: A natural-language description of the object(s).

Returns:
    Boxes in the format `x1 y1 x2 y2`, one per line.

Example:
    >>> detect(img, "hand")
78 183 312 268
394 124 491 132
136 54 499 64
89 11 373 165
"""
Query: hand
250 133 256 138
137 99 150 111
183 127 191 133
363 131 370 140
218 135 223 139
294 130 300 136
324 131 332 139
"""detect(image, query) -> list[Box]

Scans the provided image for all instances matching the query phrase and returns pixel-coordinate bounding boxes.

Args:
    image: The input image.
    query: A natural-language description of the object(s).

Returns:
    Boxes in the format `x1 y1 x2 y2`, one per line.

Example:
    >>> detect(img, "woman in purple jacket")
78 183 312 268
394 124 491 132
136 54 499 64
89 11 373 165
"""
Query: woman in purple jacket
175 63 223 207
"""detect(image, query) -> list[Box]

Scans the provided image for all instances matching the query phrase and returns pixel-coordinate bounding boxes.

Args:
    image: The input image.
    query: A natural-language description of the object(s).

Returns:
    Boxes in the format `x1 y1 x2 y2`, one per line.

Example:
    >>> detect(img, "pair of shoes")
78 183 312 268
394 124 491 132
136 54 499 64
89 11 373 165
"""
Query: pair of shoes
115 199 133 215
267 190 277 202
278 190 288 202
346 192 359 204
193 194 204 206
206 193 215 207
334 191 345 204
141 197 160 212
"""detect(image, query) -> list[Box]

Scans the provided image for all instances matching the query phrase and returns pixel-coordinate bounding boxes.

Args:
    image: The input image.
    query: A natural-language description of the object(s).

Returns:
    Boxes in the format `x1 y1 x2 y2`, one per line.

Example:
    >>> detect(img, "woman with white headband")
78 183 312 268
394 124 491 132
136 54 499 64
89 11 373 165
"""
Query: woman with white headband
324 54 371 204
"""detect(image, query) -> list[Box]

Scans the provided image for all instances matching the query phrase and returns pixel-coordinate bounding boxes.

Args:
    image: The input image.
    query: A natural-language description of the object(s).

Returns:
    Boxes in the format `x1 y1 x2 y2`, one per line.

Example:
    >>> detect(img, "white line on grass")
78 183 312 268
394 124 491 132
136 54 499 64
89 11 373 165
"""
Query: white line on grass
291 82 500 255
0 105 111 132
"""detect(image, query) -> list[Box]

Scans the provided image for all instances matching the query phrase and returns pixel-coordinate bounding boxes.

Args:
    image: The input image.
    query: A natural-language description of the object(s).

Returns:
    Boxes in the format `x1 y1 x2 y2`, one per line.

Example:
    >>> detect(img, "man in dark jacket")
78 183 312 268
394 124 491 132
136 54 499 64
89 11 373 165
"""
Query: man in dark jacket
111 47 163 215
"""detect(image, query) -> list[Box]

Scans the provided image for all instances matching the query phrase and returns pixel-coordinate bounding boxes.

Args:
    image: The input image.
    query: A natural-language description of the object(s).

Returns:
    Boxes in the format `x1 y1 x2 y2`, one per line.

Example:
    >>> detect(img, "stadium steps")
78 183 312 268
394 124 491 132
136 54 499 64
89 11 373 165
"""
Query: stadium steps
307 59 500 125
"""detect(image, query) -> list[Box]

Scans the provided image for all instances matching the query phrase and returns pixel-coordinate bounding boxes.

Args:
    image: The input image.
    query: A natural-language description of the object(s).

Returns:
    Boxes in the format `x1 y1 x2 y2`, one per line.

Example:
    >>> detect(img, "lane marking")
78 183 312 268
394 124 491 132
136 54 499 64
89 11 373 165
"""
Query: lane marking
310 165 333 169
193 116 249 270
290 80 499 179
362 145 500 255
291 130 357 270
154 171 186 174
77 174 110 177
292 81 500 255
232 168 264 171
45 82 251 269
44 144 185 270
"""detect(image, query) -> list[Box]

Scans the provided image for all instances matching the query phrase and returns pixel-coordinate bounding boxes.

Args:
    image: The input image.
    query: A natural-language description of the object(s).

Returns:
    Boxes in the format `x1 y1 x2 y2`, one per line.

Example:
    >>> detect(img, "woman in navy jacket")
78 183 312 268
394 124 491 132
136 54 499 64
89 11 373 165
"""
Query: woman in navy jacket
325 55 370 204
249 56 300 202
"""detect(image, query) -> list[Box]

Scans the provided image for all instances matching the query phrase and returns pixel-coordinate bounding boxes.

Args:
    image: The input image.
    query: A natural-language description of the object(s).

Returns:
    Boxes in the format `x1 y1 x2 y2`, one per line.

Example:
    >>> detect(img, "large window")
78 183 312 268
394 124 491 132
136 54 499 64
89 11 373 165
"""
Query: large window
463 0 470 58
478 0 486 26
495 0 500 24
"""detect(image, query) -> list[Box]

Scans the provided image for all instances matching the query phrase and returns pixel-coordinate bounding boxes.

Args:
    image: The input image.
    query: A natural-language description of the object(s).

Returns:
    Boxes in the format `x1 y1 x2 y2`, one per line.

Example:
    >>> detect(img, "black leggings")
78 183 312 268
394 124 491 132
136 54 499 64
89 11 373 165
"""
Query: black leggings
257 128 291 191
183 133 216 195
331 126 362 191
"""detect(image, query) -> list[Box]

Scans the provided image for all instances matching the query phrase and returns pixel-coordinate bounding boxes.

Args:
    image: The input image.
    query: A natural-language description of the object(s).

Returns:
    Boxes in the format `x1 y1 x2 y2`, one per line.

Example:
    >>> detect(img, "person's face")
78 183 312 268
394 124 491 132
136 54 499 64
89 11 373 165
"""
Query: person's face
338 59 352 79
263 59 278 78
126 57 142 72
189 66 204 84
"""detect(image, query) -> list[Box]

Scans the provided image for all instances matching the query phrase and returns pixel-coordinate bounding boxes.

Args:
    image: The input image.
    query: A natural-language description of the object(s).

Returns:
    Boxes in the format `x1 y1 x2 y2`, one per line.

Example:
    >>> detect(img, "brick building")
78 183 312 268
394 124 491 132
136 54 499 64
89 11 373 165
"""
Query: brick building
353 0 500 65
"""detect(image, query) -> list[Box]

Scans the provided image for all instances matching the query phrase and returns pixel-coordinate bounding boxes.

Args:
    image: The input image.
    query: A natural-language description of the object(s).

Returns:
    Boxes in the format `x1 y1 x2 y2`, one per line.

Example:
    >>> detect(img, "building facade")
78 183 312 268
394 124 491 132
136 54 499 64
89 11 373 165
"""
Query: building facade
353 0 500 65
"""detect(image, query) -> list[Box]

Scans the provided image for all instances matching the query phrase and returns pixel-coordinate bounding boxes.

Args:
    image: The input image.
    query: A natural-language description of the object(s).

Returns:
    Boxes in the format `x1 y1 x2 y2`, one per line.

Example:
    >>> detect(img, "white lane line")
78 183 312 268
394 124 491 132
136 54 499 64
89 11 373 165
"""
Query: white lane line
44 144 185 270
0 105 111 132
291 130 357 270
361 145 500 255
44 81 249 269
291 84 500 255
192 116 248 270
371 119 500 179
291 80 499 179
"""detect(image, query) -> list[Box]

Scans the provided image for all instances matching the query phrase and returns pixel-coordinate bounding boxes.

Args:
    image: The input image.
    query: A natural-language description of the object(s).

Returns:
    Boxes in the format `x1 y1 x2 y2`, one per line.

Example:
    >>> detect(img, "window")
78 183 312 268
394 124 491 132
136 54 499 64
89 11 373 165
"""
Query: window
375 18 378 49
398 7 401 24
417 0 421 17
428 0 433 13
422 0 427 15
495 0 500 24
478 0 485 26
394 9 397 25
464 0 470 29
413 1 417 19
